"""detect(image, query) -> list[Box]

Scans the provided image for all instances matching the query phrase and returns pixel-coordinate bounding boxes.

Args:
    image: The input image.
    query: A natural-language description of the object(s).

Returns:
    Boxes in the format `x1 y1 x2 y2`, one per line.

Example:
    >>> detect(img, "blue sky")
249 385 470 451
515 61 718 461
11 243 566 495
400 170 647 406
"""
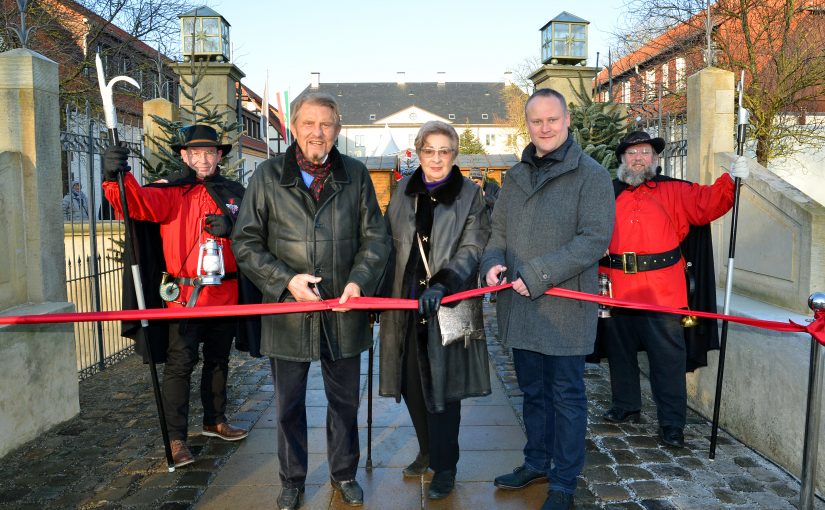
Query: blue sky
206 1 623 97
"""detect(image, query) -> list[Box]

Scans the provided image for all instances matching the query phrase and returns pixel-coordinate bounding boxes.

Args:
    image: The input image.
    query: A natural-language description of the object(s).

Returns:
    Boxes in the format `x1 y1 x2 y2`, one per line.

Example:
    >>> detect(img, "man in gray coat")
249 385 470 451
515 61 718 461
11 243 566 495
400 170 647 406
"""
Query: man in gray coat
481 88 614 510
232 92 390 510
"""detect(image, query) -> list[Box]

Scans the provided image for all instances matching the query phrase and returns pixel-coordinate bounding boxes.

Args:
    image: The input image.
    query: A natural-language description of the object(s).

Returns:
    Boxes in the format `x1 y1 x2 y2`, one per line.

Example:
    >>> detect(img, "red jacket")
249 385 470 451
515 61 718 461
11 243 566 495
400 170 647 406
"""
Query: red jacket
604 174 734 308
103 172 238 308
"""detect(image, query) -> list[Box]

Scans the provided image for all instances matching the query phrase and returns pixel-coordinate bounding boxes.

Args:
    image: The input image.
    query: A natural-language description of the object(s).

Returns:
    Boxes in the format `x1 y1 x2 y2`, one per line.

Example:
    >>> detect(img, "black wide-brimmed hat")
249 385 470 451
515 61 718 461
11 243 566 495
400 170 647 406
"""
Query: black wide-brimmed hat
615 130 666 159
171 124 232 154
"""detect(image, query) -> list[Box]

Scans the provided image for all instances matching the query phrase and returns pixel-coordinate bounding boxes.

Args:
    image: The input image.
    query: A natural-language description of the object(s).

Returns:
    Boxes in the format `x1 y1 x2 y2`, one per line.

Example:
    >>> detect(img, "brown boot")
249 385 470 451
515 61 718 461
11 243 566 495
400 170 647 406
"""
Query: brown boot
202 422 249 441
170 440 194 468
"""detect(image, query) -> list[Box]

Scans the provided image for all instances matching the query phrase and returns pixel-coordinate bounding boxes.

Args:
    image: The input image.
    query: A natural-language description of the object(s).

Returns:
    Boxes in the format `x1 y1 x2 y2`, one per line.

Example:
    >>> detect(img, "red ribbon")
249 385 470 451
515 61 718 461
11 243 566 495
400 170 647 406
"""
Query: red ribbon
2 284 823 345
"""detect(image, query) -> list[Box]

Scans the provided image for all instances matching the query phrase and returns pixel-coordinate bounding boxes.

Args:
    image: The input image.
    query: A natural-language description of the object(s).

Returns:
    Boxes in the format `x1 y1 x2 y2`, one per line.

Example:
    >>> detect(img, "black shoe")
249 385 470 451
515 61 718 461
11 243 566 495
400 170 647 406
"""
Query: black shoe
403 452 430 477
493 464 547 490
603 408 641 423
277 486 304 510
659 426 685 448
427 469 456 500
541 490 574 510
331 478 364 506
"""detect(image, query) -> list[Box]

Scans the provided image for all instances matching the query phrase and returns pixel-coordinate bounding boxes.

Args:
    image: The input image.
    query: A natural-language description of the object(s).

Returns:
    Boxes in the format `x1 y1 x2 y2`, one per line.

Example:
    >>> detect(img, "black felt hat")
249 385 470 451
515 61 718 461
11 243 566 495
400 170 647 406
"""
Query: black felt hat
171 124 232 154
615 130 666 159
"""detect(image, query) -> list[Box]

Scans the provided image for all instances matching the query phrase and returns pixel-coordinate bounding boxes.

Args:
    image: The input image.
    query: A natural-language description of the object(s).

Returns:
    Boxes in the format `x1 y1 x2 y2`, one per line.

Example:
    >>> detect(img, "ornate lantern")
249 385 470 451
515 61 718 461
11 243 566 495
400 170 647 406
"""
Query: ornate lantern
179 6 231 62
540 12 589 65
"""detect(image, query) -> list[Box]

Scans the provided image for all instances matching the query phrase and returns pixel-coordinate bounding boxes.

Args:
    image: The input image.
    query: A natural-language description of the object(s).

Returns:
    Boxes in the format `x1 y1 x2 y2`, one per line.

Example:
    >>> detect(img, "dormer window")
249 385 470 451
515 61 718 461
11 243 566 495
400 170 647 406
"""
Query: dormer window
481 114 489 120
369 114 376 120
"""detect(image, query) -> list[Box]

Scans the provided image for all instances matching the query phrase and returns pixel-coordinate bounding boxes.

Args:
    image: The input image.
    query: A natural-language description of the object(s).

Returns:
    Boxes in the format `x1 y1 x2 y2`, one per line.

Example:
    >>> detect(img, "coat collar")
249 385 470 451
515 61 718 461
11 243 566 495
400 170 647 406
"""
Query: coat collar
404 165 464 205
510 139 583 195
280 143 349 187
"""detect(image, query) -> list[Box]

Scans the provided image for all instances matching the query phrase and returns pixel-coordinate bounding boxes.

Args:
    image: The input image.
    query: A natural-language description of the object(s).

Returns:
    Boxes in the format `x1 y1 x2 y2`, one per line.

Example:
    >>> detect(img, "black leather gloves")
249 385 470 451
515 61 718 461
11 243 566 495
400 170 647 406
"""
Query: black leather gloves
102 144 130 182
204 214 233 238
418 283 447 317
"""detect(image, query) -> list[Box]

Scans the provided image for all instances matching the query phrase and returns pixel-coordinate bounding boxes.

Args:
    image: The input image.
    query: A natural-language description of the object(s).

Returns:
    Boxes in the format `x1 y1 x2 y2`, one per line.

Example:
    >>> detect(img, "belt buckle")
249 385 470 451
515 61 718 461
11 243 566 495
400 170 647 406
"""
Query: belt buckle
622 252 637 274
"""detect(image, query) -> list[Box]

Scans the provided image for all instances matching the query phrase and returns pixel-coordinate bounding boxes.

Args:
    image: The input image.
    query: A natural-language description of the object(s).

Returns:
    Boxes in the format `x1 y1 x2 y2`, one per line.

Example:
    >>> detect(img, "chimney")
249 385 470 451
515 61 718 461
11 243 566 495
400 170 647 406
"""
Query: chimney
437 71 446 86
397 72 405 86
310 72 320 89
504 71 513 87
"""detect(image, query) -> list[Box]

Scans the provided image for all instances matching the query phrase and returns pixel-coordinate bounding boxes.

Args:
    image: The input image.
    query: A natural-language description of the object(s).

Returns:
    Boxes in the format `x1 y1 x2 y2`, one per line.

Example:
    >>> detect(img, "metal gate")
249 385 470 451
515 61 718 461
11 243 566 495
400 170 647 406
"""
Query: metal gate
61 101 143 379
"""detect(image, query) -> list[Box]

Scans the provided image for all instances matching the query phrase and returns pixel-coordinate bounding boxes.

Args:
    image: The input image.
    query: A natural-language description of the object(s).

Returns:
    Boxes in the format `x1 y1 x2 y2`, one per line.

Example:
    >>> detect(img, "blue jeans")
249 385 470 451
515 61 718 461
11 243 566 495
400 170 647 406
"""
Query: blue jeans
512 349 586 495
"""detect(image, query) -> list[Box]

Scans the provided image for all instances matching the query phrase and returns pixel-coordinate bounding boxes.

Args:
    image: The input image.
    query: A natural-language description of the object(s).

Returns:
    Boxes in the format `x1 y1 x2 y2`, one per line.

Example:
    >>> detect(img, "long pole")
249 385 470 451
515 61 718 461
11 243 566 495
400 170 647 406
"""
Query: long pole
96 54 175 471
709 70 748 459
801 293 825 509
366 313 376 470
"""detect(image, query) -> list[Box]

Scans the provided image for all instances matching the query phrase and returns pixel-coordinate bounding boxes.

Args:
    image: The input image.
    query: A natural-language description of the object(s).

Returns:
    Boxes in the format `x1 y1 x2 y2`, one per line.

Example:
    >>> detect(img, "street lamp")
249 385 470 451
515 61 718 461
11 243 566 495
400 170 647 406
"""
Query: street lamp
179 6 230 63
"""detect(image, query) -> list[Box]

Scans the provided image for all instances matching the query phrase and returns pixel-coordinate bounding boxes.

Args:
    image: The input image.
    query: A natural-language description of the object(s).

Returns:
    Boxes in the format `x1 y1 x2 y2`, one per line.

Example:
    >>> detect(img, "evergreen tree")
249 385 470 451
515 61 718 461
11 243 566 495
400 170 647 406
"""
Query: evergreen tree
568 76 627 176
458 128 486 155
140 61 243 182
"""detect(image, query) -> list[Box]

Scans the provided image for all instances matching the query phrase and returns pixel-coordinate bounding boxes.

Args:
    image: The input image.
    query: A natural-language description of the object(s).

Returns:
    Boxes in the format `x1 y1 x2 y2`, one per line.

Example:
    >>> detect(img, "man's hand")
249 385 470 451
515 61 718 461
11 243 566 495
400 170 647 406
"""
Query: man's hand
102 143 130 182
730 155 749 180
287 274 322 302
204 214 232 238
333 282 361 312
485 264 507 287
511 277 530 297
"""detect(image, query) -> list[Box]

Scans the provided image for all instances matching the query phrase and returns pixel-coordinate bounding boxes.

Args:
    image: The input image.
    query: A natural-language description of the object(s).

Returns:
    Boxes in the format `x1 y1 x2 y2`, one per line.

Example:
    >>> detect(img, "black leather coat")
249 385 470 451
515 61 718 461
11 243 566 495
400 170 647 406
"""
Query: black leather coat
231 145 391 361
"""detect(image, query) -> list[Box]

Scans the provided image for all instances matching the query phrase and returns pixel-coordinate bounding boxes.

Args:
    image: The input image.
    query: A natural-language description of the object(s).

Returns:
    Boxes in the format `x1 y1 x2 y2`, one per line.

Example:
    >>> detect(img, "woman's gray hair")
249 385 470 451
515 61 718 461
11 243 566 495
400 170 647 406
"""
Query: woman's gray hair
291 92 342 127
414 121 459 156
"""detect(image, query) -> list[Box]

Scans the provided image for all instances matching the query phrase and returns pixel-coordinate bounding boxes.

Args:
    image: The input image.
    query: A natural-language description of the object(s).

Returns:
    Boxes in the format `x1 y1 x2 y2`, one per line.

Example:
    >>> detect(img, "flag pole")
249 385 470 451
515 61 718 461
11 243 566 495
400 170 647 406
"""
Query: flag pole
709 70 748 459
96 53 175 471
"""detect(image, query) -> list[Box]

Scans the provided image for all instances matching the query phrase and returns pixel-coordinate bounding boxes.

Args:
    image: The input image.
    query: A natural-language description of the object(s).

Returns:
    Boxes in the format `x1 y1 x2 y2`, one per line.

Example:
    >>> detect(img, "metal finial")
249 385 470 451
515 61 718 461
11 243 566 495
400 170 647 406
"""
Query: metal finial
10 0 34 48
809 293 825 312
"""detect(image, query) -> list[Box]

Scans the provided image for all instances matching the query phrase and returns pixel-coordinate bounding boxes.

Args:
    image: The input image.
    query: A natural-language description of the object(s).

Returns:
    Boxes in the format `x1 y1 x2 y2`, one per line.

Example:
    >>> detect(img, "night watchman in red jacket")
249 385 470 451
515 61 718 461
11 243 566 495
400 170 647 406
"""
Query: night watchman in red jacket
600 130 749 448
102 125 249 468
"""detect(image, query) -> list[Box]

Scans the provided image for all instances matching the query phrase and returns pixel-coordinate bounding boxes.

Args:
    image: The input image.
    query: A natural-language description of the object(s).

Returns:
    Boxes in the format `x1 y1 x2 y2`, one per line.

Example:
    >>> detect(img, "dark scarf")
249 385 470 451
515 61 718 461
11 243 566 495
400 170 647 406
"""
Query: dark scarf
295 145 332 200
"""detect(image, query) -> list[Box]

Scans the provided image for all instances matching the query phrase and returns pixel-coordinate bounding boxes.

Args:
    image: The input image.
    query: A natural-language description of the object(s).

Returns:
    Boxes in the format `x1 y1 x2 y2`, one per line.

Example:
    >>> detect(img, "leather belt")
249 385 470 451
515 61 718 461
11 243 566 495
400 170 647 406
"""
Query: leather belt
173 272 238 286
599 247 681 274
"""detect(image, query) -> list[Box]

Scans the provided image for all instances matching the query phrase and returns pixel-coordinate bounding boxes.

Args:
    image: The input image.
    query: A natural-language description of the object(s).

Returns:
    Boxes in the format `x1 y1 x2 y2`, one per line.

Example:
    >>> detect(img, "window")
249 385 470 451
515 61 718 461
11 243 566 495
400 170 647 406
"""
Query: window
675 58 686 91
661 63 670 92
369 114 376 120
507 134 516 146
448 114 455 120
645 69 656 101
481 113 489 120
409 112 417 121
355 135 365 147
485 134 496 146
408 134 415 147
622 81 630 104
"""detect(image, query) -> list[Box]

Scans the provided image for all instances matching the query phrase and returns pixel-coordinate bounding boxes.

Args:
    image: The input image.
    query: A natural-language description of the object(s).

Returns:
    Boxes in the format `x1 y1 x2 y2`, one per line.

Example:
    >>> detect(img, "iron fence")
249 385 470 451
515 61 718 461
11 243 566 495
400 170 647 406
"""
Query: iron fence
61 101 143 379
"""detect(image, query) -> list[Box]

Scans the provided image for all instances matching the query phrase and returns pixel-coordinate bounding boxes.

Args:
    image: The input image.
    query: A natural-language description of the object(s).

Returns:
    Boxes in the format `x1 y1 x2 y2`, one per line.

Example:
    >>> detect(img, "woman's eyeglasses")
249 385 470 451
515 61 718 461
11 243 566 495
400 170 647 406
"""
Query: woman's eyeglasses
420 147 453 158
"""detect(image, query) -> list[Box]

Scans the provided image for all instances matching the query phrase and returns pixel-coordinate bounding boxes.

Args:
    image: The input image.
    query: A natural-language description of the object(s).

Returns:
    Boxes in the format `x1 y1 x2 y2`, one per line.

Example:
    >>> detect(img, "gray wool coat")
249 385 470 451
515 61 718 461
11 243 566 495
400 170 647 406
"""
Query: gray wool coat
480 139 615 356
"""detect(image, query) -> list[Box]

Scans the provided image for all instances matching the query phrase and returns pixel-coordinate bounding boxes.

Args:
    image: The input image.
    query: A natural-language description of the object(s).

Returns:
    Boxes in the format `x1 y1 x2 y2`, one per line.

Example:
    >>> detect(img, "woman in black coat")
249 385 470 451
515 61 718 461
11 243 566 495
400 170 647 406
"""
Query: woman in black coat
379 121 491 499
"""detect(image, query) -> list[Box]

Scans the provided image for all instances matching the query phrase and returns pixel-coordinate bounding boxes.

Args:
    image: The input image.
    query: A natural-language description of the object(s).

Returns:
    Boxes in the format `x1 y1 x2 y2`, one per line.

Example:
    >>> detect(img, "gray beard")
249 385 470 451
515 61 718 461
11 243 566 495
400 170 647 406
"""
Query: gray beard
617 162 657 187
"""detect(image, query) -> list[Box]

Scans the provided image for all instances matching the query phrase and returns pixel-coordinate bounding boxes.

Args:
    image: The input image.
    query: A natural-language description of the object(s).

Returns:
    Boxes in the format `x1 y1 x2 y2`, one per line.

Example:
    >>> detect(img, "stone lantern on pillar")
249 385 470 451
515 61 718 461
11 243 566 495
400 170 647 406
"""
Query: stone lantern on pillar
179 6 231 63
530 11 599 107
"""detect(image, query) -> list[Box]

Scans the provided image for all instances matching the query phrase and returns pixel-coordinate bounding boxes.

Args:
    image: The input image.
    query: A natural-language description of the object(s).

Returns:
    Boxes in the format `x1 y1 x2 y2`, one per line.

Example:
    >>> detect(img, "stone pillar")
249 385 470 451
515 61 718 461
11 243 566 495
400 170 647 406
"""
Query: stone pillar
0 48 78 457
529 64 600 107
686 67 735 184
143 98 179 171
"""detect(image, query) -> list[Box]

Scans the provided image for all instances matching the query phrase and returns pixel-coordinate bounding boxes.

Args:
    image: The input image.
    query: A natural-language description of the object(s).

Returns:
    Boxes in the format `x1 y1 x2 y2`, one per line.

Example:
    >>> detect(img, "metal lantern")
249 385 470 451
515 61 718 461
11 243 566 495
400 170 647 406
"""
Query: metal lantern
179 6 231 62
196 238 225 286
597 272 612 319
540 12 589 65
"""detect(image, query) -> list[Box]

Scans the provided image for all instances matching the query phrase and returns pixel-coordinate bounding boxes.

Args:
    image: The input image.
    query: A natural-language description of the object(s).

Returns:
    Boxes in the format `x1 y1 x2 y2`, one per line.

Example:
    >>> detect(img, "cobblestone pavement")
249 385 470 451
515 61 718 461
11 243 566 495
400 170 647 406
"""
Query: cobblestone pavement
0 302 822 509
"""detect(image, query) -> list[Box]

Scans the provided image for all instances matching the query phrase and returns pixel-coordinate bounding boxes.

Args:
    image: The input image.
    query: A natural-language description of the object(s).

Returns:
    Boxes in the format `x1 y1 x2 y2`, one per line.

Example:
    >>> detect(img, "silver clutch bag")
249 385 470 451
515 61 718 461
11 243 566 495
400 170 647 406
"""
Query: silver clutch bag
437 296 485 348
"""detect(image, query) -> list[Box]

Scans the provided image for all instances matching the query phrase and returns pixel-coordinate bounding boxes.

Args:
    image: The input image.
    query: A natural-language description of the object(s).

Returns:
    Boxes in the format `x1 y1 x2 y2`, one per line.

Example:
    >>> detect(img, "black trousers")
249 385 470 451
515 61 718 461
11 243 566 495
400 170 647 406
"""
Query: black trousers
401 326 461 473
270 341 361 488
605 311 687 428
162 318 234 441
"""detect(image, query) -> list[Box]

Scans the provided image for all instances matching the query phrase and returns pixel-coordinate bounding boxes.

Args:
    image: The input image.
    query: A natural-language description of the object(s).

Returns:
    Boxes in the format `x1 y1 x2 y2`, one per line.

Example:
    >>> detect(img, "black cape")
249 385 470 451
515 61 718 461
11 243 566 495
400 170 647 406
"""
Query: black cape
587 175 720 372
118 167 262 363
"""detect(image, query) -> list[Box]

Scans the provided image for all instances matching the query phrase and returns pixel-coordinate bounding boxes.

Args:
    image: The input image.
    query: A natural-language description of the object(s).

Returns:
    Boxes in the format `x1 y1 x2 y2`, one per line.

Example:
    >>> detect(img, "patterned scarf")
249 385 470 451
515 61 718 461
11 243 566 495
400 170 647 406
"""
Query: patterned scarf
295 145 332 200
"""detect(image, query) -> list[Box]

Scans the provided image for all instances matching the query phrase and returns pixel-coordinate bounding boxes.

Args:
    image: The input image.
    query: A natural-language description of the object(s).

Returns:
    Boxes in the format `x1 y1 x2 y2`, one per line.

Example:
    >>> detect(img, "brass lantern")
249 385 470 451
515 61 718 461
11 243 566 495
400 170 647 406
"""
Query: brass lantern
179 6 231 62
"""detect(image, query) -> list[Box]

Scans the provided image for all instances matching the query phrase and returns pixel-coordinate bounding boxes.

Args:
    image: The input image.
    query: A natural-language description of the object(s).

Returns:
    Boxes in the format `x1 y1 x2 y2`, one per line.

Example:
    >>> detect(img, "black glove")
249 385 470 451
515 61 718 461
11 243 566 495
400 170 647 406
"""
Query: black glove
102 143 130 182
418 283 447 318
204 214 233 238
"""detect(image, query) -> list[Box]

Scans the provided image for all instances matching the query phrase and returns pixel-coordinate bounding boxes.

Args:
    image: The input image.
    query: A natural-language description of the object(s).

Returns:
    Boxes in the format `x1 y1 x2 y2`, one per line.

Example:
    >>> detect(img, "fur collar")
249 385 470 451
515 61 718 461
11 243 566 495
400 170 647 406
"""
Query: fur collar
404 165 464 205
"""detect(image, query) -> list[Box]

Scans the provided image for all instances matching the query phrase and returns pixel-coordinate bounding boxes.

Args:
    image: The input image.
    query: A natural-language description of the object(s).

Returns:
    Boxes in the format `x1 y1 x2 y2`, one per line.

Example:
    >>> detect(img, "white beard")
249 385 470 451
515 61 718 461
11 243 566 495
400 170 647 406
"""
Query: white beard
617 162 657 187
